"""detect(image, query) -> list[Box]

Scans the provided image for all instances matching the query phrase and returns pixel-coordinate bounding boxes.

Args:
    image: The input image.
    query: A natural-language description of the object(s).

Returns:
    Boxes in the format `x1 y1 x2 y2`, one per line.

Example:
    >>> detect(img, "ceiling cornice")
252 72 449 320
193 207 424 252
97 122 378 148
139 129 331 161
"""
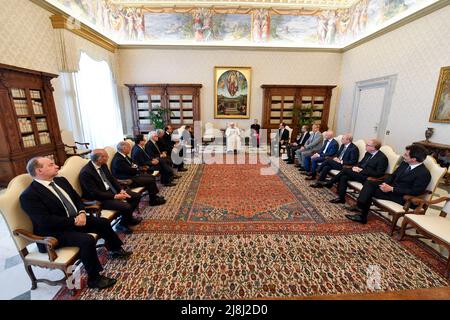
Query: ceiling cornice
30 0 118 53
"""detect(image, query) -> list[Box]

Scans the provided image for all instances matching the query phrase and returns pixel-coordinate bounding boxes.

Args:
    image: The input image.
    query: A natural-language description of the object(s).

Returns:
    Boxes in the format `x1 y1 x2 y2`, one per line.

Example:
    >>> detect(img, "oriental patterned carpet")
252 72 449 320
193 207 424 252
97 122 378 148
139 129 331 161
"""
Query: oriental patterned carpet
55 155 449 300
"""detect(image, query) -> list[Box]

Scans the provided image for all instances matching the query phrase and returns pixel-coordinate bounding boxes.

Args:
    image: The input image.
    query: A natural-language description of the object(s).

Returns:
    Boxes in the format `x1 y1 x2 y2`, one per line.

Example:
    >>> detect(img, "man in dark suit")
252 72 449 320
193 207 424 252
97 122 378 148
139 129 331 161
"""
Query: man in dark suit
346 144 431 224
325 139 389 204
79 149 142 234
250 119 261 148
20 157 131 289
310 133 359 187
131 134 161 171
285 125 310 164
145 131 176 186
111 141 165 206
303 130 339 179
165 126 187 172
277 122 290 155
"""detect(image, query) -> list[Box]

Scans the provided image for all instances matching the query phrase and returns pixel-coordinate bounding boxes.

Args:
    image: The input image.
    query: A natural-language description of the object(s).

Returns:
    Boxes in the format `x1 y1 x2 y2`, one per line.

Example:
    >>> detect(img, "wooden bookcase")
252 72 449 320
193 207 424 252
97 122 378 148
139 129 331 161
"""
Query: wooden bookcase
126 84 202 135
261 85 335 140
0 63 66 187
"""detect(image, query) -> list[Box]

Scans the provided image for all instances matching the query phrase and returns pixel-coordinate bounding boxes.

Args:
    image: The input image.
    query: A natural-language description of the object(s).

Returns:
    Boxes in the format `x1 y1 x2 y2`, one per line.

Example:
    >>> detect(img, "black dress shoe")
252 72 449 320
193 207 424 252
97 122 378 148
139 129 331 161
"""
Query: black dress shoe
286 161 294 164
150 198 166 206
295 164 302 168
323 182 333 189
305 176 316 180
178 168 188 172
115 223 132 234
87 275 117 289
310 183 323 188
163 182 176 187
329 197 346 204
344 204 362 212
298 168 307 172
128 217 142 226
157 195 165 200
283 158 291 162
345 214 367 224
109 247 133 259
172 175 181 179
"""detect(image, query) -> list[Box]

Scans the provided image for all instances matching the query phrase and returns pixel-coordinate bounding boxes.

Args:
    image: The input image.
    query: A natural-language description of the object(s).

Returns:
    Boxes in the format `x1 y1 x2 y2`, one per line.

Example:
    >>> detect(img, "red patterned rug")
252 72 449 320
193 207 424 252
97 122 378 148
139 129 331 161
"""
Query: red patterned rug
54 157 449 300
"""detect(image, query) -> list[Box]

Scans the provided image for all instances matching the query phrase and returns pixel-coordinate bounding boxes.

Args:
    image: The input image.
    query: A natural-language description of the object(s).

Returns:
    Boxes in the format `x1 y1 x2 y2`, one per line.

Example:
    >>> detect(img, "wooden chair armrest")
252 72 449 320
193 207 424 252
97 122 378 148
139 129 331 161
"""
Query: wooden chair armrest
74 141 90 148
117 179 133 187
63 144 77 154
367 175 386 181
13 229 59 261
343 165 353 169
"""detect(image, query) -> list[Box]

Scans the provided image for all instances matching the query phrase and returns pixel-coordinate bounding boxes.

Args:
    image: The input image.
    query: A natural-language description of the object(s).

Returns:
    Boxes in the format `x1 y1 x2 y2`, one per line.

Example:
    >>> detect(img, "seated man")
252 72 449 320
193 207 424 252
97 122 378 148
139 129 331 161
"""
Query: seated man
295 124 323 169
346 144 431 224
326 139 388 204
20 157 131 290
131 134 161 171
275 122 290 156
285 125 310 164
250 119 261 148
145 131 177 186
181 125 195 154
303 130 339 180
111 141 165 206
310 133 359 187
79 149 142 234
225 122 242 153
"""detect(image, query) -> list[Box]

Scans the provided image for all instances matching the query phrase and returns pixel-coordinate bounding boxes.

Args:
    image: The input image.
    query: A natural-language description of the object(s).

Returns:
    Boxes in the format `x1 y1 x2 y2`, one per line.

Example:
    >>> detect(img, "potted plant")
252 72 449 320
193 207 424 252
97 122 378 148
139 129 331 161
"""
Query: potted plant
149 105 173 130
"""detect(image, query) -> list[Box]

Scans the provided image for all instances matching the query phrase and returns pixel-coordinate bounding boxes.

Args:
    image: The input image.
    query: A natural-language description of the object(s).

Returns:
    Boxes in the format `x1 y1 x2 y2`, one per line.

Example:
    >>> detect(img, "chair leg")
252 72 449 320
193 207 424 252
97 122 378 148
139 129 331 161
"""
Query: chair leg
390 213 401 236
398 218 409 241
446 256 450 279
24 264 38 290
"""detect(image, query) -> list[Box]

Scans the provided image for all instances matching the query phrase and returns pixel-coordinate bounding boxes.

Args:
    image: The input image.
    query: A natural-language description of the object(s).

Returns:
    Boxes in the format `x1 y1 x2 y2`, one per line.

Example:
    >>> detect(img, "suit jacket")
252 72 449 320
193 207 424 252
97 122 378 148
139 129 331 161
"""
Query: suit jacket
318 139 339 158
304 131 323 152
19 177 83 236
111 152 139 180
79 161 121 201
278 128 290 142
162 132 175 151
296 131 310 147
132 144 152 167
358 151 389 178
384 161 431 197
337 143 359 166
145 140 163 159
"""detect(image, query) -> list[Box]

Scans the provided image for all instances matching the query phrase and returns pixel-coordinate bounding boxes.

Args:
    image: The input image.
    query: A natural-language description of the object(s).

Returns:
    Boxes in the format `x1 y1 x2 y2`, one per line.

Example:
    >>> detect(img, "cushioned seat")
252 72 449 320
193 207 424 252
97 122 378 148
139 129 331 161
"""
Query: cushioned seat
373 199 406 214
25 246 80 266
329 169 340 176
101 210 117 220
404 214 450 244
347 181 363 191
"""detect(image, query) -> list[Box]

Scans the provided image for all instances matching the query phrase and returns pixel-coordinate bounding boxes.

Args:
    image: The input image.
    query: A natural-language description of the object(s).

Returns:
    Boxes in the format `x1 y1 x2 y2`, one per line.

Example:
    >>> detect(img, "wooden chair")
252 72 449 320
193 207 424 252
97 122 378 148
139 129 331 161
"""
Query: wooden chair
60 130 91 158
57 156 118 222
399 196 450 278
0 174 79 290
371 155 447 235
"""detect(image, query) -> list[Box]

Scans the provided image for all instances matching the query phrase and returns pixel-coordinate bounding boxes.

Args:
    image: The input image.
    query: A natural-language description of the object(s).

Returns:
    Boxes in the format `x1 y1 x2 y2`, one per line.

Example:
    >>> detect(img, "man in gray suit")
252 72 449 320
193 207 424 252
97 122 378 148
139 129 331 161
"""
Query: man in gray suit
295 124 323 171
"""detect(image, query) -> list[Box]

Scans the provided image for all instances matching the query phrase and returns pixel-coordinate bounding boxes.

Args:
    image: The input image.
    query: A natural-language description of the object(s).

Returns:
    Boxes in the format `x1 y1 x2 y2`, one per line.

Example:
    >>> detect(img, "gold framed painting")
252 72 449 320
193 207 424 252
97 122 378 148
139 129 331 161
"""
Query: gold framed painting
429 66 450 123
214 66 251 119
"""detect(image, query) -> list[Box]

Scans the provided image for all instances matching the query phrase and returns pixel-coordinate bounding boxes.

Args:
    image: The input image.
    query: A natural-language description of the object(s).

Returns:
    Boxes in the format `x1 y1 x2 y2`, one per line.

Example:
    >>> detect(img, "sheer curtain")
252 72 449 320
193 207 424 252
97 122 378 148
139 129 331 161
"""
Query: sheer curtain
74 52 124 148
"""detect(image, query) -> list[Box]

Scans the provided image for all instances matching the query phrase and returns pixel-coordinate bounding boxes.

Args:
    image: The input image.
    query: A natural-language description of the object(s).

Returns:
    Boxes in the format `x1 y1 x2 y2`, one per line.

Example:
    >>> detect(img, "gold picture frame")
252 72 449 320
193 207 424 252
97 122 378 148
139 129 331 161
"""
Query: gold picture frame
214 66 251 119
429 66 450 123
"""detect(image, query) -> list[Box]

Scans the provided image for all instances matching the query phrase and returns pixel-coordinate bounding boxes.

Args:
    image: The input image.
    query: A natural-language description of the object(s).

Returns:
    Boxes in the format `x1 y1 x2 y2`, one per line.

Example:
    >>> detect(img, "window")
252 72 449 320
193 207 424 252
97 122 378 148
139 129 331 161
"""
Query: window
74 52 123 148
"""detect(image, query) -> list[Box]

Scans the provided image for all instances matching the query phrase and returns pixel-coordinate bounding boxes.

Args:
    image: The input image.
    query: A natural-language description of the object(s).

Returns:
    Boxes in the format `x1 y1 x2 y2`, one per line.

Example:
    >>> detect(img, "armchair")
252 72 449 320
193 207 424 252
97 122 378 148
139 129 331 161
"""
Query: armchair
61 130 91 158
0 174 80 291
399 196 450 278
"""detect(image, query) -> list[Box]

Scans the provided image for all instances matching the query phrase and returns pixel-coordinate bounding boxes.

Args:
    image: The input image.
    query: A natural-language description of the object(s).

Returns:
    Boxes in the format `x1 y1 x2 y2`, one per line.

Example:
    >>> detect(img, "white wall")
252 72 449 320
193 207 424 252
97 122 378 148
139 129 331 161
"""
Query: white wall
337 5 450 153
118 48 342 134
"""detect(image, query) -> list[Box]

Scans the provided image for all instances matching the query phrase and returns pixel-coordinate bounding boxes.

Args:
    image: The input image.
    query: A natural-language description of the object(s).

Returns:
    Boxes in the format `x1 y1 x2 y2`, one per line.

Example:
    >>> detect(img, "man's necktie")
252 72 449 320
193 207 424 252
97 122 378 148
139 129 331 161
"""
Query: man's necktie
49 182 78 217
339 146 347 160
97 168 118 194
403 165 411 176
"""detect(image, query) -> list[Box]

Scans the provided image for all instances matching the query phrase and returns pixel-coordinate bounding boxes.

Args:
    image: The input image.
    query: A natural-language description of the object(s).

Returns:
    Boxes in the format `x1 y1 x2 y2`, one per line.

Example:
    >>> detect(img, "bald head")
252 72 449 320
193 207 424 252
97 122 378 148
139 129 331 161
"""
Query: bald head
342 133 353 145
325 130 334 140
26 156 59 180
91 149 108 165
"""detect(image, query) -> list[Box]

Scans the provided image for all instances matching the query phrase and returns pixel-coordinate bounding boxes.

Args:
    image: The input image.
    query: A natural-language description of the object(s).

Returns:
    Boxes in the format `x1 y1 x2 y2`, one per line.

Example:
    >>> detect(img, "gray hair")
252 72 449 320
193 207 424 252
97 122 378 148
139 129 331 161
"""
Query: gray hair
148 131 157 139
26 157 44 177
116 141 130 153
90 149 104 163
156 129 164 136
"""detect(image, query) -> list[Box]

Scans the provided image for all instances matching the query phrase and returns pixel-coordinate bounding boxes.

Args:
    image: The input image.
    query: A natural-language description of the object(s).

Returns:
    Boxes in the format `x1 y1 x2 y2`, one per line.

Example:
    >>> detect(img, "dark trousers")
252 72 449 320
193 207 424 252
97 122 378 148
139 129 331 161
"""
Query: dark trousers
287 144 301 161
101 189 140 225
158 157 174 184
53 216 123 279
317 159 343 181
130 174 159 197
330 168 368 200
357 180 405 218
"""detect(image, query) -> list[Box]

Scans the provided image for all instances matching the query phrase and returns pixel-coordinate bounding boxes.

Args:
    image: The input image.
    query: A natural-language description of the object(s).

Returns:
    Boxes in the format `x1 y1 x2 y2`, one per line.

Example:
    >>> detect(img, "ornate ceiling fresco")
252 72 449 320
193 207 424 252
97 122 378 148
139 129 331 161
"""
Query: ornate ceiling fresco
44 0 440 48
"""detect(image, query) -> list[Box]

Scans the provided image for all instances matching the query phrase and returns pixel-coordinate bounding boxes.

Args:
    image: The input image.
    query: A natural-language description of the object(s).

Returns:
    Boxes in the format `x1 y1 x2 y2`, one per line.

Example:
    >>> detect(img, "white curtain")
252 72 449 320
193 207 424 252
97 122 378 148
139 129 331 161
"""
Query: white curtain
74 52 123 148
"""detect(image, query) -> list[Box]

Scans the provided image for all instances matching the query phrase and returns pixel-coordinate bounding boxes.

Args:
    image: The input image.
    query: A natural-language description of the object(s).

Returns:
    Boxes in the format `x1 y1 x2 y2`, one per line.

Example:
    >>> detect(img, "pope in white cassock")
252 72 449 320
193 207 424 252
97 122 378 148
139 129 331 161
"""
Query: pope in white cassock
225 122 242 153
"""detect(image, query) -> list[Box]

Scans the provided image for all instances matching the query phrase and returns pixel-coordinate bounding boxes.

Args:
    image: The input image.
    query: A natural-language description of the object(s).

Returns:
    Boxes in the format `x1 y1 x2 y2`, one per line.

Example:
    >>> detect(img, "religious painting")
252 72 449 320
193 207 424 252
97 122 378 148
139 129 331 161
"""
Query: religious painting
214 67 251 119
429 66 450 123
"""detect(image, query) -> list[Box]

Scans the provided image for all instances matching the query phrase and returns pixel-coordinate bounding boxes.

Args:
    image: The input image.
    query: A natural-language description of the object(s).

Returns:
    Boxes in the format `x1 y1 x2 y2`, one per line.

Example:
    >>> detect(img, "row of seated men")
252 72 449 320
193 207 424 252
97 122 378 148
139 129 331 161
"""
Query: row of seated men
18 125 189 290
281 123 431 225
